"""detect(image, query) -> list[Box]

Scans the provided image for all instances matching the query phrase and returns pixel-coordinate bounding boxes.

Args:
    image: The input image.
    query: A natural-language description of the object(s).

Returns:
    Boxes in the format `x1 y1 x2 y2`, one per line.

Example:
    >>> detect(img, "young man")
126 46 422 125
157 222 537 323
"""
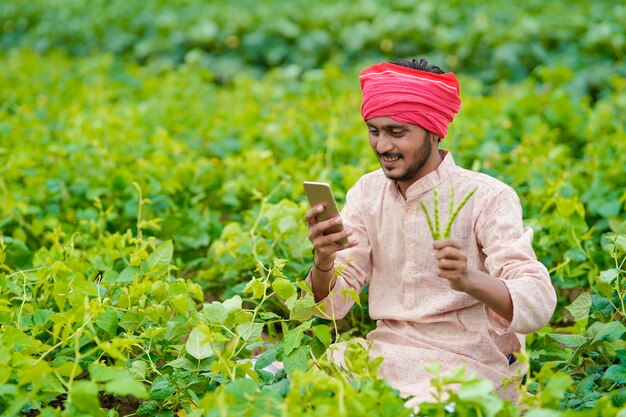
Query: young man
305 58 557 408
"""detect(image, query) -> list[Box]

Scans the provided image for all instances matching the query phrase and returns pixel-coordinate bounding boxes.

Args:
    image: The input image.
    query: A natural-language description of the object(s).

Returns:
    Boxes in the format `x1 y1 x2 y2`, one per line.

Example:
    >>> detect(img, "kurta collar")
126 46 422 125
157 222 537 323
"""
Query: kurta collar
389 150 457 201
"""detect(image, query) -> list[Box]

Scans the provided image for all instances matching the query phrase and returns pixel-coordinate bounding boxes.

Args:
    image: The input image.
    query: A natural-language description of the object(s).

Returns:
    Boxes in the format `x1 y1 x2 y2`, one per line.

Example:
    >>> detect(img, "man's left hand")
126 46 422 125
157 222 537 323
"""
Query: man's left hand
433 238 471 292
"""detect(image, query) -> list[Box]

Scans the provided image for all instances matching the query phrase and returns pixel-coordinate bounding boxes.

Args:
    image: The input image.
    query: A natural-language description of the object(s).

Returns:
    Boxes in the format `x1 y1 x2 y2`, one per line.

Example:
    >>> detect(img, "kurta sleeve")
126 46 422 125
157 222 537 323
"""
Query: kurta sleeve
475 187 557 335
305 180 372 320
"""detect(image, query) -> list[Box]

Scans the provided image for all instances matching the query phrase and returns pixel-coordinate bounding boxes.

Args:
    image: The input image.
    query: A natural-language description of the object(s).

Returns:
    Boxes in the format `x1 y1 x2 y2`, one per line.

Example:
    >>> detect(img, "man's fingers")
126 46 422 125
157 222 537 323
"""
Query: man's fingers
435 247 466 261
437 258 463 271
305 204 325 225
437 269 461 280
312 228 353 248
309 215 344 238
433 238 462 250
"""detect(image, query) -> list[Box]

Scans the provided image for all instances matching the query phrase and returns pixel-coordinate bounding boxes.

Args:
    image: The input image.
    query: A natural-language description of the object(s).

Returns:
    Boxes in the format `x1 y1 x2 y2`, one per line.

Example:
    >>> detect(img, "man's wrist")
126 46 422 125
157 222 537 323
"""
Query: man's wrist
460 269 483 294
312 249 334 272
313 261 334 272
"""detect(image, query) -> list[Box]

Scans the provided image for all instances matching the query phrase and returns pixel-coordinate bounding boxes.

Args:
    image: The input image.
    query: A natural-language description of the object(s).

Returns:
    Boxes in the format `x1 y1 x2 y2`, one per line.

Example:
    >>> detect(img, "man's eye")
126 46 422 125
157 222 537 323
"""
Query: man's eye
391 130 405 137
368 129 379 135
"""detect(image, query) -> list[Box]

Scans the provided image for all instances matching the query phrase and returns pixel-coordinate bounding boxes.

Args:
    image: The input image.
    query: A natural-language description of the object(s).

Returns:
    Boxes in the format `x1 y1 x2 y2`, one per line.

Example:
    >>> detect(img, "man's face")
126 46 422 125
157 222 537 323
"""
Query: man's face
366 116 435 184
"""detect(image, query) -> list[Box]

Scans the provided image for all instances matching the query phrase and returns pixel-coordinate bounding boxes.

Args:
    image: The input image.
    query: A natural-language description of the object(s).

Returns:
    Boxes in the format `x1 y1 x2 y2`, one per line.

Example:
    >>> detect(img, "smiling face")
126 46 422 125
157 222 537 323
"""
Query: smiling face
366 116 441 195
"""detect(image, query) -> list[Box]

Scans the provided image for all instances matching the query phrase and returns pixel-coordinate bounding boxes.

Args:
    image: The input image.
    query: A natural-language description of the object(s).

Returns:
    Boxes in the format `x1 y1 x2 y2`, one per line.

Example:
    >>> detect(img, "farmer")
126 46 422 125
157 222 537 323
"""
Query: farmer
304 58 557 408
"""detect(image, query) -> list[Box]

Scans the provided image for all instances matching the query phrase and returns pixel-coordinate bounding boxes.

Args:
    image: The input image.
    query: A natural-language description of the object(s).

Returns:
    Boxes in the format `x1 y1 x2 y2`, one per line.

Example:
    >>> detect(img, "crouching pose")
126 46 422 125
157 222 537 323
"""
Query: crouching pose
305 58 557 409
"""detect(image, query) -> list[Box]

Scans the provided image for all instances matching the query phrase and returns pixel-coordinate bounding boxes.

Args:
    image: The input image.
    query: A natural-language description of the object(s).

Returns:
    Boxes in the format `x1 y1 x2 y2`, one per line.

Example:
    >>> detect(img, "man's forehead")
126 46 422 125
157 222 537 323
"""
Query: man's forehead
366 118 412 129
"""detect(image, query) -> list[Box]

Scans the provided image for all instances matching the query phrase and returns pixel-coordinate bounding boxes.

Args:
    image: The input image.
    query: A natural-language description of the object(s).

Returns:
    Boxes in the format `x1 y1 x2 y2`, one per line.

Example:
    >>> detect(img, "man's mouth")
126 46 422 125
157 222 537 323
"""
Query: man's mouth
379 153 402 162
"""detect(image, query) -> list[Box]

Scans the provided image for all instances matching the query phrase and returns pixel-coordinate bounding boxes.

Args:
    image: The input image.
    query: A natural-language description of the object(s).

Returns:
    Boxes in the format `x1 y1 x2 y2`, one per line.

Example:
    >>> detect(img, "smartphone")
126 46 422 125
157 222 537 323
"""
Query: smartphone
303 181 348 244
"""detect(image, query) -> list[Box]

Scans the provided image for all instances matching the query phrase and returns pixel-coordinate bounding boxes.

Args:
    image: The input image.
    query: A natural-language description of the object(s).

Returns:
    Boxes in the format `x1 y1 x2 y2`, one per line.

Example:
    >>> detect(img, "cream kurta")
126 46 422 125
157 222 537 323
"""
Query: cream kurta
308 150 557 408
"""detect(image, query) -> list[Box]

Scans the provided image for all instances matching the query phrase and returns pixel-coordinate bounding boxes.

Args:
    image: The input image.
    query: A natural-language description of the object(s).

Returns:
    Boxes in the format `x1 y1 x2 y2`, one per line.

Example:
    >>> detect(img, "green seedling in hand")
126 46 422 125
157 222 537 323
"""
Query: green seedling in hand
421 184 477 240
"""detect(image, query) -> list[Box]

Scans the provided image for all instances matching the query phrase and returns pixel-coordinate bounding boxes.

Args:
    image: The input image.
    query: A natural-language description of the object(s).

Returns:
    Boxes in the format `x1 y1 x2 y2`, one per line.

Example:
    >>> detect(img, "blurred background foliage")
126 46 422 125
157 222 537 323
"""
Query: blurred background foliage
1 0 625 91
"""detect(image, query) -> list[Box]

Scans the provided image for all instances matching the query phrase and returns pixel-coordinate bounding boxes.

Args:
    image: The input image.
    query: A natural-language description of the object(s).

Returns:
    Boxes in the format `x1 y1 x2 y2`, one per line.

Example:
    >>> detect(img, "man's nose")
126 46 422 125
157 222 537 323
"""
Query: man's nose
376 133 394 154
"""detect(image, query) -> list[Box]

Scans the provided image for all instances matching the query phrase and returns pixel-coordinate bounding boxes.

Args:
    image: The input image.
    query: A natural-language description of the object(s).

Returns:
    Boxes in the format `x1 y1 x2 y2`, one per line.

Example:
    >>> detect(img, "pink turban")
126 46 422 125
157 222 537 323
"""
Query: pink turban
360 62 461 138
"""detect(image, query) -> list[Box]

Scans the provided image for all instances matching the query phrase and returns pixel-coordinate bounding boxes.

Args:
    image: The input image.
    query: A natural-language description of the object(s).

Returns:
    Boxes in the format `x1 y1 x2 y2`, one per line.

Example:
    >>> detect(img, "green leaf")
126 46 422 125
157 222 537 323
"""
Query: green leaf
613 387 626 409
587 321 626 344
90 364 148 398
70 381 104 415
310 325 332 348
608 219 626 235
3 325 38 349
224 378 258 399
616 235 626 252
146 240 173 271
254 347 277 371
236 322 263 342
165 357 195 370
95 309 119 337
223 295 243 313
339 287 361 306
186 327 214 360
288 296 316 321
33 309 55 327
244 278 267 299
272 277 296 300
118 266 139 283
89 364 124 382
283 319 313 355
170 293 195 316
457 380 503 416
543 372 573 402
283 345 309 375
0 364 10 384
149 375 175 401
547 333 588 348
203 302 227 324
104 378 148 398
129 361 147 380
101 270 119 284
18 361 52 391
151 280 169 302
604 365 626 384
118 311 143 331
259 311 281 320
565 292 591 321
597 268 619 297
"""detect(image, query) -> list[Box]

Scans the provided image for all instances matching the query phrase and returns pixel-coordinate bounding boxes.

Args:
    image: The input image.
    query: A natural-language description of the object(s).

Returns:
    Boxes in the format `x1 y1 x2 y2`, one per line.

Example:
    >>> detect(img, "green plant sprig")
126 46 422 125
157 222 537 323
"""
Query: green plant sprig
421 185 478 240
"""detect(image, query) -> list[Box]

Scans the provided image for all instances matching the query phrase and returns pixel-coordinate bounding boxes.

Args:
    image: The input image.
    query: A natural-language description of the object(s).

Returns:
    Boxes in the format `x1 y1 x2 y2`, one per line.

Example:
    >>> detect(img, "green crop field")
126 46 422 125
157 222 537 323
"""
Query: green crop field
1 1 625 416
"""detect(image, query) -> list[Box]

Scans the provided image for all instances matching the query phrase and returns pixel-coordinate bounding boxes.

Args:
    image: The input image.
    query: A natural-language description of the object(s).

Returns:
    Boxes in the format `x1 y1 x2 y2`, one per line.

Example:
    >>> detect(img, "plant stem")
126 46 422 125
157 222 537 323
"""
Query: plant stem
434 186 440 239
421 201 436 239
132 182 144 243
423 185 477 240
444 187 477 238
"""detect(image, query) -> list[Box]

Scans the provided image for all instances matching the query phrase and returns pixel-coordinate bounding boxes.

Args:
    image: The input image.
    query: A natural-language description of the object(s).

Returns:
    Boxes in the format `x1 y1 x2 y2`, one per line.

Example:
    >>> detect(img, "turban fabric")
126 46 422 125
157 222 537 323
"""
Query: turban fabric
360 62 461 138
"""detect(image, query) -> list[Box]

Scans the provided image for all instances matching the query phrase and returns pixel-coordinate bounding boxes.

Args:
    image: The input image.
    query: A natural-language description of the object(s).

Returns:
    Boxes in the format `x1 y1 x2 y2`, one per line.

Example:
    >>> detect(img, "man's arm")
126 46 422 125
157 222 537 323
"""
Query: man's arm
435 187 556 334
434 238 513 321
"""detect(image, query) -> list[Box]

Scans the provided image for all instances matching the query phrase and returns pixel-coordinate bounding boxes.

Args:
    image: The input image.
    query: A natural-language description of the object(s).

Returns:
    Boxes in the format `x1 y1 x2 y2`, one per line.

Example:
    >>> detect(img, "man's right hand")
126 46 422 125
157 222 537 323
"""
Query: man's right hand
306 204 357 265
306 204 357 302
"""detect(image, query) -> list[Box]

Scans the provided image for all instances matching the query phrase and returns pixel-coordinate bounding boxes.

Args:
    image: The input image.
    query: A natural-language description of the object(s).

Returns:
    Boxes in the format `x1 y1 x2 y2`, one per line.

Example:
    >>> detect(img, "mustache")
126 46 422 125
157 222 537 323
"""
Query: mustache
377 152 403 159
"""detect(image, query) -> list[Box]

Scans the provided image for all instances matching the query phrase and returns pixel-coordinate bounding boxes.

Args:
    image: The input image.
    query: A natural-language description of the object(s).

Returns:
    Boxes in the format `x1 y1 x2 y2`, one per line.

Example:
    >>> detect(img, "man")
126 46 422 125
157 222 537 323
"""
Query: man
304 58 557 408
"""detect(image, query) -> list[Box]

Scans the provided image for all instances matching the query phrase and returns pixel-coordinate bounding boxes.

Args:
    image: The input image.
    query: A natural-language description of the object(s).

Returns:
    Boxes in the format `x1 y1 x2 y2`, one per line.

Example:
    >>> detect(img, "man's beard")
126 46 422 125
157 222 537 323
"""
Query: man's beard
378 139 432 182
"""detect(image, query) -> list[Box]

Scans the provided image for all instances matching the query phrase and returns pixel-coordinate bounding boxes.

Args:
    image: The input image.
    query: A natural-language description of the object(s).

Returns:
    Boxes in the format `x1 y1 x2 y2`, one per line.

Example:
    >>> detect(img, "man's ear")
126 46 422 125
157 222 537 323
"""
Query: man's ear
428 132 441 143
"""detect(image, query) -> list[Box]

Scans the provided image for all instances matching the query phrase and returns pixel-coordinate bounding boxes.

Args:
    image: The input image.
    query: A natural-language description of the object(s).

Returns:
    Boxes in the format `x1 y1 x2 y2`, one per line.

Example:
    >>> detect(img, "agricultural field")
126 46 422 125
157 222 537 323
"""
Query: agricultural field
0 1 625 416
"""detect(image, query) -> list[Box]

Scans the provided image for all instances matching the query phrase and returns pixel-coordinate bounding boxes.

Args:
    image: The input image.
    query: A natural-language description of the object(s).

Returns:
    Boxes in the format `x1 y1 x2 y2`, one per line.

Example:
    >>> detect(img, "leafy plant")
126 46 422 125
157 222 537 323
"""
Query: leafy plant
531 234 626 410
